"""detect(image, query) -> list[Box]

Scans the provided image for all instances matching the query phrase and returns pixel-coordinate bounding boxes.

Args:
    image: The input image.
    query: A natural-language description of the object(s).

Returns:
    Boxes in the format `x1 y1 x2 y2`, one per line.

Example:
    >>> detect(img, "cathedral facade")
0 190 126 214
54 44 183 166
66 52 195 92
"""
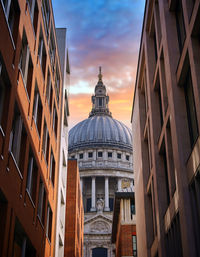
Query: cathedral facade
68 68 133 257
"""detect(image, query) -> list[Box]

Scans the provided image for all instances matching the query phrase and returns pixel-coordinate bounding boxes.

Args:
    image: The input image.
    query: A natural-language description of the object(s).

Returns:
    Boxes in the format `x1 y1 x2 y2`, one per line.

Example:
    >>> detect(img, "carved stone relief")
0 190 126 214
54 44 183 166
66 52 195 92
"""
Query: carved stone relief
90 220 110 233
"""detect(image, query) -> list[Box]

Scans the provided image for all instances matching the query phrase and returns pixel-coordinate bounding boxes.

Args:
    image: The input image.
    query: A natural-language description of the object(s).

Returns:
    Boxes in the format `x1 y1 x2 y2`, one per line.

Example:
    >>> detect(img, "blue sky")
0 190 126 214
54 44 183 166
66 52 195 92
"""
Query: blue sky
52 0 145 129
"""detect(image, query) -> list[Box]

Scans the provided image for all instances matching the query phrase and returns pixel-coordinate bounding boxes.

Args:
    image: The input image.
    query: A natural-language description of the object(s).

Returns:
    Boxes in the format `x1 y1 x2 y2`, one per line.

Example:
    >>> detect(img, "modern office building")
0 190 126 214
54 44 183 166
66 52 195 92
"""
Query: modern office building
0 0 67 256
131 0 200 257
64 159 84 257
112 190 136 257
54 28 70 257
68 68 133 257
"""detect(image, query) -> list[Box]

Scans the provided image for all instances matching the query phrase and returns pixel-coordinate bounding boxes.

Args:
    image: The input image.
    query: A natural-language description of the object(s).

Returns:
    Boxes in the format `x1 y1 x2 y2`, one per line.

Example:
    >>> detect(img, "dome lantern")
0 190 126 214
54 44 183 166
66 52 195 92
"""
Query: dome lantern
89 67 112 117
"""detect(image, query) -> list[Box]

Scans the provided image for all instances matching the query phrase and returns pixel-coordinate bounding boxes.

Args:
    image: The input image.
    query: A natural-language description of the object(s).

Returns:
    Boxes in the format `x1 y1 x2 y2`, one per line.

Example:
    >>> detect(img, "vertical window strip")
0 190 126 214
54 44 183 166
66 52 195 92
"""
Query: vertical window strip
184 70 198 147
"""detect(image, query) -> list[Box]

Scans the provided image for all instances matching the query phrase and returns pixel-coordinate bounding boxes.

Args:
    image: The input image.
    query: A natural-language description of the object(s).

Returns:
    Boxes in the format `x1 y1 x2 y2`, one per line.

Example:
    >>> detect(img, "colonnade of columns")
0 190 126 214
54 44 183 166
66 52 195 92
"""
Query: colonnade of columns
80 177 125 212
90 176 110 211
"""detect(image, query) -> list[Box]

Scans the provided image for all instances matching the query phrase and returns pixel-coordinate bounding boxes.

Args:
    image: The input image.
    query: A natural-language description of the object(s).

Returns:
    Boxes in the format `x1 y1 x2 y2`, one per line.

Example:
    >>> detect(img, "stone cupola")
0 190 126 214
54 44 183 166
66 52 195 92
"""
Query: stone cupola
89 67 112 117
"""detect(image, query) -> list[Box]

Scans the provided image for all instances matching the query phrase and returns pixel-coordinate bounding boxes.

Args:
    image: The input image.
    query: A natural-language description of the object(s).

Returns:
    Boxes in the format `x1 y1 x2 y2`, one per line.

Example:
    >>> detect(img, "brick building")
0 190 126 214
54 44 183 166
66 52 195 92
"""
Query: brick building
64 159 84 257
132 0 200 257
0 0 68 256
112 191 136 257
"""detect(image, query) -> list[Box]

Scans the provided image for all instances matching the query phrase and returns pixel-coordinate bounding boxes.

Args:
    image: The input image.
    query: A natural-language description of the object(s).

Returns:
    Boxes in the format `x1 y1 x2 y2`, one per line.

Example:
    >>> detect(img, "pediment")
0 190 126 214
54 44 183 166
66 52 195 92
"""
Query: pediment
84 214 112 234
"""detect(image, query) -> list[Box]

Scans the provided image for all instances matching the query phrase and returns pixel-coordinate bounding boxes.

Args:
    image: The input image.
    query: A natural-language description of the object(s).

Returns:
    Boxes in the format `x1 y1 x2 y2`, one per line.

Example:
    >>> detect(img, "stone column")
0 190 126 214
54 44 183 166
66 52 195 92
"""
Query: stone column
130 179 134 190
80 177 83 193
104 177 110 211
118 178 122 191
91 177 96 211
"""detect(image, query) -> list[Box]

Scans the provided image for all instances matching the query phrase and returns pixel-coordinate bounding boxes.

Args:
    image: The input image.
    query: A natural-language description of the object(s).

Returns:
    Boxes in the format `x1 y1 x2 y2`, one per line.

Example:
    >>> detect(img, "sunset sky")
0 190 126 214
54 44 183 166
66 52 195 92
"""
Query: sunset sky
52 0 145 129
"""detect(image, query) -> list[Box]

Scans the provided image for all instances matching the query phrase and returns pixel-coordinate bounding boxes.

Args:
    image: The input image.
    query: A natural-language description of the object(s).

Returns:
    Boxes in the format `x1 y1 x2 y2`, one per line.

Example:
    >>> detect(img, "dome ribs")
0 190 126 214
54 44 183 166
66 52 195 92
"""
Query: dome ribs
68 116 132 152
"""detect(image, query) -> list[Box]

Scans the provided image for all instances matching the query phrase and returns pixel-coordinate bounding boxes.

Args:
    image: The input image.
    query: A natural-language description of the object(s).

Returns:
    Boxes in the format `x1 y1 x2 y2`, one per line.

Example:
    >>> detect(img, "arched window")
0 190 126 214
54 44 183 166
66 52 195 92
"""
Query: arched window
92 247 107 257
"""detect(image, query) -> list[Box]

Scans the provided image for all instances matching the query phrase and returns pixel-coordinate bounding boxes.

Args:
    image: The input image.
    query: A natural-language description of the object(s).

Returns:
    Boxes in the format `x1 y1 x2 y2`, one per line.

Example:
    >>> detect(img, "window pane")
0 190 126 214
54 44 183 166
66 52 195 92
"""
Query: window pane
184 71 198 147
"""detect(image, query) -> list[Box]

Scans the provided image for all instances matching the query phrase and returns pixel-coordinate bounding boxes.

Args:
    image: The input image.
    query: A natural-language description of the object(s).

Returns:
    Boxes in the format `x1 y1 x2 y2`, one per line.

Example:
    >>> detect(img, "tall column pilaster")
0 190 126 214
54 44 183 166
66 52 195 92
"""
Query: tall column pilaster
104 177 110 211
91 177 96 211
118 178 122 191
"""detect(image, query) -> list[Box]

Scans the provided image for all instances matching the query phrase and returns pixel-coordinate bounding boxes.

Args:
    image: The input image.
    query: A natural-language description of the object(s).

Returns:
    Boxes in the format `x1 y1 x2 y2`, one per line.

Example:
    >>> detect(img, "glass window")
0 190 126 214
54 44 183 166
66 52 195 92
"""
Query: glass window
38 28 47 78
126 155 130 161
0 59 11 132
190 170 200 255
49 27 56 69
52 104 58 138
38 179 46 224
27 0 39 33
46 204 53 241
184 70 199 147
99 98 102 107
49 150 55 186
109 198 114 211
42 120 50 164
26 148 37 204
19 30 33 98
165 214 183 257
98 151 103 158
86 198 91 212
88 152 93 158
55 65 60 104
46 70 52 109
42 0 50 36
32 0 39 34
2 0 20 45
92 248 107 257
79 153 83 159
132 235 137 257
13 219 36 256
117 153 121 159
0 68 5 125
130 198 135 215
156 79 163 127
9 103 27 173
153 29 158 61
33 82 42 136
108 152 112 158
175 0 186 53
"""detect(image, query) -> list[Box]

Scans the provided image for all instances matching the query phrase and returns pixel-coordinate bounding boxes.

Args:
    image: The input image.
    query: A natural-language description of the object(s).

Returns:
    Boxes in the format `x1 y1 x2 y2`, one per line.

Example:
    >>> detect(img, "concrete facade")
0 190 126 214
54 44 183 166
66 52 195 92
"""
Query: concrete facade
131 1 200 257
64 159 84 257
0 0 66 256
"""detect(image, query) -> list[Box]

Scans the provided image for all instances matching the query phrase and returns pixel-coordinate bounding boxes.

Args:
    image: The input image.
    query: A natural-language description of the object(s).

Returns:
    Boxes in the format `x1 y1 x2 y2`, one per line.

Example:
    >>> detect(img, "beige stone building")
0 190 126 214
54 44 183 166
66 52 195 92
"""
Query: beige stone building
131 0 200 257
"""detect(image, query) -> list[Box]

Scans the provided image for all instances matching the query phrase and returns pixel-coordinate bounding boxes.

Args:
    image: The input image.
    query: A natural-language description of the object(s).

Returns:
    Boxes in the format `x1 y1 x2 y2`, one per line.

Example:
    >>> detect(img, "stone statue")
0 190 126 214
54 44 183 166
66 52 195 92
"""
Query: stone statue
96 198 104 213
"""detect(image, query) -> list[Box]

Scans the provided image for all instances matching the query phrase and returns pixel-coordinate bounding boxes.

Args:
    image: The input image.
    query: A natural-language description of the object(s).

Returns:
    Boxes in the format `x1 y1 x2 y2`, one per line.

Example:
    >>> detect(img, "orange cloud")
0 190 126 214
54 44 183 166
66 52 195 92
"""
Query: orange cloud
68 84 134 130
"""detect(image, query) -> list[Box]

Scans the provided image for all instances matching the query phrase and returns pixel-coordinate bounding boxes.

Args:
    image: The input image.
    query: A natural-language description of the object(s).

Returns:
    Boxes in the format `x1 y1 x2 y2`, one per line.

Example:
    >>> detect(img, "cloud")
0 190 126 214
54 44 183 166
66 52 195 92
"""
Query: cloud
52 0 145 130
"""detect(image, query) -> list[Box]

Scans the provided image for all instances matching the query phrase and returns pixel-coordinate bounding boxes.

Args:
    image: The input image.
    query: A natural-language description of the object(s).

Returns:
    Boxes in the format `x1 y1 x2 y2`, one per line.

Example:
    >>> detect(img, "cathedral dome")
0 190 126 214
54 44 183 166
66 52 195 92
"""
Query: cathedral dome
68 115 132 152
68 68 134 255
68 67 132 153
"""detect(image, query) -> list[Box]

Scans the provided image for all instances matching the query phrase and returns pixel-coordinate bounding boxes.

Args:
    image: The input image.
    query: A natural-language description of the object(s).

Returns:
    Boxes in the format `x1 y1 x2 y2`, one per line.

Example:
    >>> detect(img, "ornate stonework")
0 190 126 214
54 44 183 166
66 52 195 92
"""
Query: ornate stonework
96 198 104 213
90 221 110 233
68 69 133 257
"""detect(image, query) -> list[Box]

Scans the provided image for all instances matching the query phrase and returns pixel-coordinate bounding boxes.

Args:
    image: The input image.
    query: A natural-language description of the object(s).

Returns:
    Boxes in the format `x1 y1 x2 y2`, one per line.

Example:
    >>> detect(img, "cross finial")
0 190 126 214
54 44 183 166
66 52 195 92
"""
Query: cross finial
98 66 102 82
